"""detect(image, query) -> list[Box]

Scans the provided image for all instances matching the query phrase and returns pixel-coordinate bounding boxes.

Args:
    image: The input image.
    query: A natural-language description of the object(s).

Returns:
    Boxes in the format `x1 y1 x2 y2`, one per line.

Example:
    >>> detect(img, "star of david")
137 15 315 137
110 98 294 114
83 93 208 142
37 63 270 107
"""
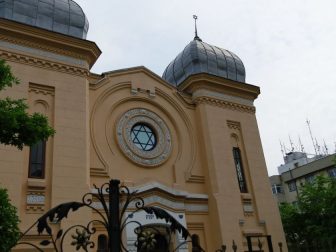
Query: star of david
131 124 156 151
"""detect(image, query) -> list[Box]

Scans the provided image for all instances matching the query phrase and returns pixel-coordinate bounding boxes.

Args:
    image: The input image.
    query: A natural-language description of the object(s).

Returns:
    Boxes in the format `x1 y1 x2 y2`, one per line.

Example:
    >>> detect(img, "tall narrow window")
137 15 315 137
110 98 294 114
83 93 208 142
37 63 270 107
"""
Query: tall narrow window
232 147 248 193
28 140 46 179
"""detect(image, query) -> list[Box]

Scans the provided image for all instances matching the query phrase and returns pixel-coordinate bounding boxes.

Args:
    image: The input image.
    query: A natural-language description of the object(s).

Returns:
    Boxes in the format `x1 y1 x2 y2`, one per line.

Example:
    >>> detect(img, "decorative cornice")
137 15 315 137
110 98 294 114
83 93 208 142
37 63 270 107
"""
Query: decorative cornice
242 229 264 236
101 66 175 90
193 89 254 106
185 173 205 184
90 167 109 177
187 222 205 230
227 120 241 130
0 38 87 67
91 194 208 213
29 83 55 96
91 181 208 202
194 96 256 114
174 91 195 110
0 49 89 76
128 182 208 200
0 18 101 68
179 73 260 100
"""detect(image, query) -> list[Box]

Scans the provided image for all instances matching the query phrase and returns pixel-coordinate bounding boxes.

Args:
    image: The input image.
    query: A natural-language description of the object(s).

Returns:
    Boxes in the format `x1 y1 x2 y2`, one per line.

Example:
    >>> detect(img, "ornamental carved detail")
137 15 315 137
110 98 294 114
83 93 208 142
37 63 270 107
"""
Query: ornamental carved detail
194 97 256 114
26 192 45 212
116 108 172 167
0 50 88 76
227 120 241 130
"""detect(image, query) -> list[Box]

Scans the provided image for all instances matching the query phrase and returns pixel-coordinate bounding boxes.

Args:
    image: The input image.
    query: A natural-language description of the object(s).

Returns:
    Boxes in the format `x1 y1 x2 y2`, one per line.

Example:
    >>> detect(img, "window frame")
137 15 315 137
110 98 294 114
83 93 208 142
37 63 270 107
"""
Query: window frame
271 184 283 194
232 147 248 193
328 167 336 178
28 140 46 179
305 174 315 184
288 181 297 192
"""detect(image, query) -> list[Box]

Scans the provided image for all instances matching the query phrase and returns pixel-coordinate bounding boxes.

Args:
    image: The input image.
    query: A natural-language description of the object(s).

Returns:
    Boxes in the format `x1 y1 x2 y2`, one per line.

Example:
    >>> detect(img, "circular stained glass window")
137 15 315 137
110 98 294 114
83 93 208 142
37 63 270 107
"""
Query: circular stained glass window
116 108 172 167
131 123 156 151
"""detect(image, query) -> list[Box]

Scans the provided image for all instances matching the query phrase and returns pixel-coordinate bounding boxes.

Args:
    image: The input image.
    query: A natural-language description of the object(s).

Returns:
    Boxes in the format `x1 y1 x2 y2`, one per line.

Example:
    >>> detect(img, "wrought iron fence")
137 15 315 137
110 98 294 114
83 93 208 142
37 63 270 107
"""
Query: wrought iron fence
12 179 204 252
12 179 284 252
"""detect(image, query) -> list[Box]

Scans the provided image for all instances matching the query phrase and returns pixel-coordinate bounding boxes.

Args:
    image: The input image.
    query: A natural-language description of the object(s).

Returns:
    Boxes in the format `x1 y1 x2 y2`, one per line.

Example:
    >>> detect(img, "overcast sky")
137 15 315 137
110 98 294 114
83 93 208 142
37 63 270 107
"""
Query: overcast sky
75 0 336 175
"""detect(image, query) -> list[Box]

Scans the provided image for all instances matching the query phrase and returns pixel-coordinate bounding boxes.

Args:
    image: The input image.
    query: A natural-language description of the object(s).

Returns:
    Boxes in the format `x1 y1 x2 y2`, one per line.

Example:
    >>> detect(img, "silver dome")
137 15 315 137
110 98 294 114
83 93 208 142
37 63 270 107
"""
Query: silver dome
0 0 89 39
162 38 246 86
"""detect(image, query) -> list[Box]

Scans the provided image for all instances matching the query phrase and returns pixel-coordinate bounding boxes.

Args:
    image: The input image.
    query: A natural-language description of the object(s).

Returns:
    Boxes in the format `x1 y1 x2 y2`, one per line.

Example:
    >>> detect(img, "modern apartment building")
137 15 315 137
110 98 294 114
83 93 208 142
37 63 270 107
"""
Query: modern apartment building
270 152 336 204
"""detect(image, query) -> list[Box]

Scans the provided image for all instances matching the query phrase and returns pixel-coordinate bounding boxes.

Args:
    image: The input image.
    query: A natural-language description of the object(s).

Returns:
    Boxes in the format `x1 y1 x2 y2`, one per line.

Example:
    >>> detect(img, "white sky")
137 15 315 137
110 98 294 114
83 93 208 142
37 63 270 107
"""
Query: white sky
75 0 336 175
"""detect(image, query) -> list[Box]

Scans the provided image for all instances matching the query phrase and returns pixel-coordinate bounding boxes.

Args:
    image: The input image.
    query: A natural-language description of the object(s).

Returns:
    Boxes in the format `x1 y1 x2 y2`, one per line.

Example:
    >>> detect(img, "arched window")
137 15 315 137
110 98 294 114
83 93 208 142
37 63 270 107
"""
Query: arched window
97 234 108 252
28 140 46 179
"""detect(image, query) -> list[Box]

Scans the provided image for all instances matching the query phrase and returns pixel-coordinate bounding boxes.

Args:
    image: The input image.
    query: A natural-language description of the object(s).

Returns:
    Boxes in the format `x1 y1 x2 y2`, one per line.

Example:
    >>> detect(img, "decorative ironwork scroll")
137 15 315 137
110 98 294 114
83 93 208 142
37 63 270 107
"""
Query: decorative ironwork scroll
13 179 205 252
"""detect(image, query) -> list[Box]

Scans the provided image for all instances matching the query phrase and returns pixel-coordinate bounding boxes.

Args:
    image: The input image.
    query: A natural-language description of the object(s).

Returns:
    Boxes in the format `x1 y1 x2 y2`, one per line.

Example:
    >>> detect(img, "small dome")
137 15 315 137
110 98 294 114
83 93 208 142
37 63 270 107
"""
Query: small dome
0 0 89 39
162 38 246 86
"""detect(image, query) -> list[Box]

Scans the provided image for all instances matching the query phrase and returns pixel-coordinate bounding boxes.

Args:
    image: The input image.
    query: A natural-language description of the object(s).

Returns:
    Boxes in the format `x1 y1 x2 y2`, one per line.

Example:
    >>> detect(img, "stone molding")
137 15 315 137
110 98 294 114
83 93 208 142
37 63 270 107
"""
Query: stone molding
0 49 88 76
91 194 208 213
0 34 89 63
90 181 208 212
0 39 87 67
185 173 205 184
194 96 256 113
193 90 256 114
127 181 208 200
29 83 55 96
227 120 241 130
193 89 254 107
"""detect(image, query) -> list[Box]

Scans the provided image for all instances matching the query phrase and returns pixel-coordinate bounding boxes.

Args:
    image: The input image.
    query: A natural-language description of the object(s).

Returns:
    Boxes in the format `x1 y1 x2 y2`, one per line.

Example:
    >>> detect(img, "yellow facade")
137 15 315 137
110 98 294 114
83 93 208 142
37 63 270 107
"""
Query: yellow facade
0 16 287 252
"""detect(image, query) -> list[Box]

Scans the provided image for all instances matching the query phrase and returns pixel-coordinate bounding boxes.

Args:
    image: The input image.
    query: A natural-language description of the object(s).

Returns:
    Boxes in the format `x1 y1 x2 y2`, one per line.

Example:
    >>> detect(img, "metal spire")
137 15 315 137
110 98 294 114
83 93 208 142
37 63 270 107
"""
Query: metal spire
193 15 202 41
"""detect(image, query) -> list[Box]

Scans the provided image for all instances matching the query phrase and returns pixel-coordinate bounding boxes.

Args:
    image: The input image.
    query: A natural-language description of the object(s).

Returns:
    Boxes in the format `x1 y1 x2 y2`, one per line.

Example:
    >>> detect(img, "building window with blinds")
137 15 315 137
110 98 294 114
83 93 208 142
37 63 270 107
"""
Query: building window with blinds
232 147 248 193
28 140 46 179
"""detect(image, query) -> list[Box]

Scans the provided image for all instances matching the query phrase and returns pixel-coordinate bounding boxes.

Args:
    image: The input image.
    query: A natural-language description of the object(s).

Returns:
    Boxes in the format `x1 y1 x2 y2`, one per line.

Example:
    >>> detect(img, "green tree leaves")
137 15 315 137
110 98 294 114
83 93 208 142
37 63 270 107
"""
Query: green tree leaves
280 176 336 250
0 59 19 91
0 59 55 249
0 59 55 149
0 187 20 252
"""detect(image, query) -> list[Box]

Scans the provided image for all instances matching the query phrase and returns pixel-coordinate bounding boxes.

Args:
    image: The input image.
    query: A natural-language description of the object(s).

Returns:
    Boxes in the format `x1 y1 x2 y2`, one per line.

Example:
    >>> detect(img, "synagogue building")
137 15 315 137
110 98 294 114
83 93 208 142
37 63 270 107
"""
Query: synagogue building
0 0 287 251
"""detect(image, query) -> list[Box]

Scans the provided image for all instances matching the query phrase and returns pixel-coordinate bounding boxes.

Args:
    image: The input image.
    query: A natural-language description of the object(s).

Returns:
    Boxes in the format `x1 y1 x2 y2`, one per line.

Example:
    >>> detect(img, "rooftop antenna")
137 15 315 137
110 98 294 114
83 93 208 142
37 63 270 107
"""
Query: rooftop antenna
306 119 318 156
315 138 321 156
280 140 285 158
289 135 295 152
193 15 202 41
323 139 329 155
298 136 309 163
298 136 305 153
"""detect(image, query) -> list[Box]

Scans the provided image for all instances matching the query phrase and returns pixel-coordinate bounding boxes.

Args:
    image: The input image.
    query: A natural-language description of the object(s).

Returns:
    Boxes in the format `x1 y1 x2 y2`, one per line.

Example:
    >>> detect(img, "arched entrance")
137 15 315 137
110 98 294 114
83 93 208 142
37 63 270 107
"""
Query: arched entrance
136 224 174 252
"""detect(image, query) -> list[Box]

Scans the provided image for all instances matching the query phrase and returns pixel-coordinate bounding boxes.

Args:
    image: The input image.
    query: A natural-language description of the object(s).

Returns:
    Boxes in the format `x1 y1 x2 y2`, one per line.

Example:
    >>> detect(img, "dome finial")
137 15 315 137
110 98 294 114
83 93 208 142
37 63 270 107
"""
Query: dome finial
193 15 202 41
